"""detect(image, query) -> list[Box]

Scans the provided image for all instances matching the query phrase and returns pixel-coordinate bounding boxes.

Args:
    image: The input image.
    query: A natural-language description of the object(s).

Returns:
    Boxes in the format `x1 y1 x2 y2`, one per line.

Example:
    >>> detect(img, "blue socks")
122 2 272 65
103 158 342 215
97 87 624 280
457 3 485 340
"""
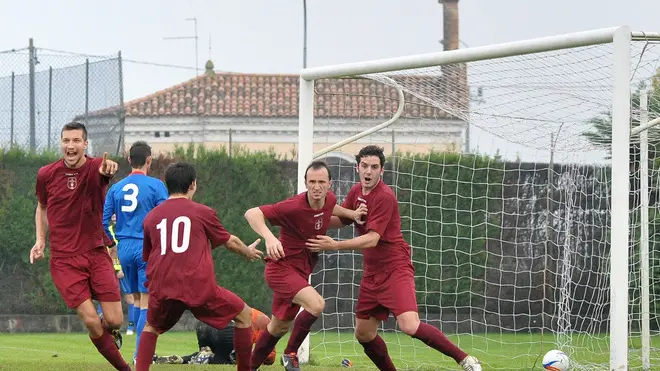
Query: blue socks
134 308 148 357
127 303 135 331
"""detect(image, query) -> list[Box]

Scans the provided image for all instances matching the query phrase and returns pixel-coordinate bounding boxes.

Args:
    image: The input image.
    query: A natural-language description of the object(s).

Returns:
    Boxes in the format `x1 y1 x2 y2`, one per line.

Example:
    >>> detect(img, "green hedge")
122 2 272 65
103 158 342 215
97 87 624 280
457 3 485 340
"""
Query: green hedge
0 144 295 314
630 206 660 323
394 151 504 309
0 144 505 314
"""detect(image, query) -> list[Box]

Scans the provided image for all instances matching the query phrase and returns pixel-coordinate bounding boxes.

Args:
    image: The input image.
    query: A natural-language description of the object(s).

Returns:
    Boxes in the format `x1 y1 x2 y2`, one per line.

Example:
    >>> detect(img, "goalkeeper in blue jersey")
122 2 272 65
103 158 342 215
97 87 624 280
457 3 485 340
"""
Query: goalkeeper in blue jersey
103 140 168 362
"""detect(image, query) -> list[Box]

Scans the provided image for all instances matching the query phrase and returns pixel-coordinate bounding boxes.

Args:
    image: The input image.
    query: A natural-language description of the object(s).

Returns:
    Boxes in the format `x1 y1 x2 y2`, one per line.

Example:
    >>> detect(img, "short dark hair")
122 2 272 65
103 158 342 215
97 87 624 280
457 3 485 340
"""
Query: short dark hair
355 145 385 167
61 121 87 140
164 162 196 195
129 141 152 168
304 160 332 181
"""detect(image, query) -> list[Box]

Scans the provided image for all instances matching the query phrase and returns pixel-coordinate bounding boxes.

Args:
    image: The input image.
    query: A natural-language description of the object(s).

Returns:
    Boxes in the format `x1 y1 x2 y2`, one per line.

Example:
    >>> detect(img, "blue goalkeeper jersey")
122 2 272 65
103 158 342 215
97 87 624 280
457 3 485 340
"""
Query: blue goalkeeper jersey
103 171 168 241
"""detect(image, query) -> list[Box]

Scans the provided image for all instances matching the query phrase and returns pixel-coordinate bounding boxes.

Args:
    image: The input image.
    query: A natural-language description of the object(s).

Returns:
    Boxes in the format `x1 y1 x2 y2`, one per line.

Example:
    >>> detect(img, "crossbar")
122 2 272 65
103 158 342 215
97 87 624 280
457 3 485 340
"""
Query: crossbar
632 31 660 40
301 27 620 80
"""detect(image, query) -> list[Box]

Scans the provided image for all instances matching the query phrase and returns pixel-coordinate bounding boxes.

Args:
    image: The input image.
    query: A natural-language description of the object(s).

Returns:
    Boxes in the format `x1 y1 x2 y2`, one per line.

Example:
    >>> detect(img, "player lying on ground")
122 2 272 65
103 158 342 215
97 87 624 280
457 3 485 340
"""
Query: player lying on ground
134 162 263 371
244 160 367 371
31 121 132 371
103 140 168 362
152 308 276 365
306 145 483 371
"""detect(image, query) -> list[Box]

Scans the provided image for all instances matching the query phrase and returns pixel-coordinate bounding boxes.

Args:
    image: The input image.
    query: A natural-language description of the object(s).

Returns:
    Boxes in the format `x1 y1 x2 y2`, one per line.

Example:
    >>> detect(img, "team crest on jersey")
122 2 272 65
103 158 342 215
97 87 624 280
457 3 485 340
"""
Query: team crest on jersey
314 218 323 230
67 176 77 190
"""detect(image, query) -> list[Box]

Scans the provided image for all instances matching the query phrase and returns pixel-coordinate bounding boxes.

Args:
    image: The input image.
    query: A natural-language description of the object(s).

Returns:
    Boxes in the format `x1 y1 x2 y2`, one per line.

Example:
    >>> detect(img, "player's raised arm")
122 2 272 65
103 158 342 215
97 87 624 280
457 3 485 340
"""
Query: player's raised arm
306 230 381 252
308 192 394 252
204 207 262 262
332 204 367 225
244 206 285 260
102 186 116 243
327 186 359 229
223 235 263 262
99 152 119 177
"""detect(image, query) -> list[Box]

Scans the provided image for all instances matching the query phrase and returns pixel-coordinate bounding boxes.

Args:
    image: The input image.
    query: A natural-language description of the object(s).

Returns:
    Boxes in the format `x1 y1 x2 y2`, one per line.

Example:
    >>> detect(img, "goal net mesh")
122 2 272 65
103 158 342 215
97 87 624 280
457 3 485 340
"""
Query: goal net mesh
305 39 660 370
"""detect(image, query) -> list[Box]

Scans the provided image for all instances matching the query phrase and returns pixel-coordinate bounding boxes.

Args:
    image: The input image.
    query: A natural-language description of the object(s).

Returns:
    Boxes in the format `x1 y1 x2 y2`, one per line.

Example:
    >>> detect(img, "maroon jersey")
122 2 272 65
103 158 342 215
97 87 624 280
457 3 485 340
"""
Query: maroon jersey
142 198 231 306
342 181 412 276
35 156 110 258
260 191 337 257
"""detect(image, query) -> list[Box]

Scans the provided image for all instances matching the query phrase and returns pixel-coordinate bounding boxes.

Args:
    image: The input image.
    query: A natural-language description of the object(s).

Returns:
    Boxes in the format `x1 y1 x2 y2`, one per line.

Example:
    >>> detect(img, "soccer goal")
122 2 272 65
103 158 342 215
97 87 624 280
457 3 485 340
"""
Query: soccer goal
295 26 660 371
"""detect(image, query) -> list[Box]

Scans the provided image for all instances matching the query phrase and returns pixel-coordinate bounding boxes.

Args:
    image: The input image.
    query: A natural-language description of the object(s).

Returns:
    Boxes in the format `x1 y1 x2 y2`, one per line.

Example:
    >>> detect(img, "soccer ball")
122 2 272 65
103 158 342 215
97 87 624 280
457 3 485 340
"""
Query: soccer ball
542 349 570 371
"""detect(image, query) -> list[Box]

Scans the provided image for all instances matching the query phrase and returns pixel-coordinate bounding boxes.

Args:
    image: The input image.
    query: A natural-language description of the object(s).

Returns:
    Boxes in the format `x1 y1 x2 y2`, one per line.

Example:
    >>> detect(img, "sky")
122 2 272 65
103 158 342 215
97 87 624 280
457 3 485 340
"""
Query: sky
0 0 659 161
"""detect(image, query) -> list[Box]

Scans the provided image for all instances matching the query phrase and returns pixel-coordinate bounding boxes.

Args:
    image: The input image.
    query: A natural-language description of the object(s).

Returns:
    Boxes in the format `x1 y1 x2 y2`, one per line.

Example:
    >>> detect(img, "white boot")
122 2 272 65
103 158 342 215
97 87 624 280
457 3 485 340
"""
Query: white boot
459 355 482 371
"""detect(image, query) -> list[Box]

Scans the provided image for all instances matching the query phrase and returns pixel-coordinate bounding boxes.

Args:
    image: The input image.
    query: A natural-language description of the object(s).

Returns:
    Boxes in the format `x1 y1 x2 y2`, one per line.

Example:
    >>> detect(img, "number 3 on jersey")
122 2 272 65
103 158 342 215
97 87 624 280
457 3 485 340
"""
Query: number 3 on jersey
122 183 139 212
156 216 192 255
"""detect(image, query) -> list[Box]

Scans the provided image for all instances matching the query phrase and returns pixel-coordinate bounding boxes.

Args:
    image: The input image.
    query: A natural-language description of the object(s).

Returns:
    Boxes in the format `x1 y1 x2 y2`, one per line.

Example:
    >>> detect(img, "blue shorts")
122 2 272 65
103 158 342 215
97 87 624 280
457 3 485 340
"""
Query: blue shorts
118 238 147 294
119 274 131 295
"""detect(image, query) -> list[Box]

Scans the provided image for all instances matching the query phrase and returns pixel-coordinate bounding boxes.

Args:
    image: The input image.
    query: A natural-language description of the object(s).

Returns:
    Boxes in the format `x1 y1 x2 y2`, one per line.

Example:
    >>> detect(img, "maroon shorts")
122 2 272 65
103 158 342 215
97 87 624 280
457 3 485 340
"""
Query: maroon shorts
50 247 121 309
264 255 313 321
147 285 245 334
356 265 418 321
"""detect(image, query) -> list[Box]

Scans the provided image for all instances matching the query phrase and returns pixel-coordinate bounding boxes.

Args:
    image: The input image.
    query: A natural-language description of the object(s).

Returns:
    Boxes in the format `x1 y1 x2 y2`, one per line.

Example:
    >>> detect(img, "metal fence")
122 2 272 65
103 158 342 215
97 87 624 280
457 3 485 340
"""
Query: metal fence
0 39 124 155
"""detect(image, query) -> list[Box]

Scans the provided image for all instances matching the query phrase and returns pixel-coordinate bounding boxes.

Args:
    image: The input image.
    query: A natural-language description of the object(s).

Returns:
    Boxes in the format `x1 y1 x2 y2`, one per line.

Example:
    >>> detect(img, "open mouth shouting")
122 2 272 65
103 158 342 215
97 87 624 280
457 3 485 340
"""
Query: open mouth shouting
66 150 77 158
65 150 80 165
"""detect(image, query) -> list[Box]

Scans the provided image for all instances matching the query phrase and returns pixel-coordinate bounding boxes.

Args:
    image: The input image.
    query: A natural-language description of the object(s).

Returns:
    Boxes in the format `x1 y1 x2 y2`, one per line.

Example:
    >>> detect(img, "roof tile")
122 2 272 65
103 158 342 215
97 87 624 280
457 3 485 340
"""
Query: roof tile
122 70 467 120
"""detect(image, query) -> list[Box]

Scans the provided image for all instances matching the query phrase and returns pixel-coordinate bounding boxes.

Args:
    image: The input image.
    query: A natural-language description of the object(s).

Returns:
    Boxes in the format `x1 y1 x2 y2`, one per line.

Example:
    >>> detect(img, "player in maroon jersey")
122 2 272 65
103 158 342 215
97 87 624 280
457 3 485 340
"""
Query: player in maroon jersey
134 162 263 371
306 146 483 371
244 160 366 371
30 121 131 371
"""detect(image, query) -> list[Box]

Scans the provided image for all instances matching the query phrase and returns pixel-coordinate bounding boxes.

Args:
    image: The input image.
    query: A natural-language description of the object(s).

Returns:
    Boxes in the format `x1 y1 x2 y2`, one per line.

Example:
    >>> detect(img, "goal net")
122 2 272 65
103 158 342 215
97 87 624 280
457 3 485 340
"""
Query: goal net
296 27 660 370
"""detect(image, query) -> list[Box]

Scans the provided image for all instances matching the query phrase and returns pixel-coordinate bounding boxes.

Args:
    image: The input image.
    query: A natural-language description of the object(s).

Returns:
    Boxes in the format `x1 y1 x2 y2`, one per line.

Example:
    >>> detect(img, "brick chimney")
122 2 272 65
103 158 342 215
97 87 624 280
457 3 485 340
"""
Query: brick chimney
438 0 469 115
440 0 459 51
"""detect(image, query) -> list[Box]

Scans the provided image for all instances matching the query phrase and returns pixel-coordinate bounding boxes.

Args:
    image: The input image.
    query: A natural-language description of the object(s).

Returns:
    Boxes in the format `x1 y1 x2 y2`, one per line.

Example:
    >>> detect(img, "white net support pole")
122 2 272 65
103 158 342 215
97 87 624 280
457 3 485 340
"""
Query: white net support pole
639 89 651 371
297 77 316 194
296 77 315 364
610 26 632 371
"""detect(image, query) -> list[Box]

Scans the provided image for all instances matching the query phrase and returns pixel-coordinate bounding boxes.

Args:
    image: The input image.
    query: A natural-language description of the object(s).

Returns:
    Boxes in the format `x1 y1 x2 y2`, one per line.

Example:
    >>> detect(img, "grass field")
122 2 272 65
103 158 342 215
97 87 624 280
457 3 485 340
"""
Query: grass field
0 330 658 370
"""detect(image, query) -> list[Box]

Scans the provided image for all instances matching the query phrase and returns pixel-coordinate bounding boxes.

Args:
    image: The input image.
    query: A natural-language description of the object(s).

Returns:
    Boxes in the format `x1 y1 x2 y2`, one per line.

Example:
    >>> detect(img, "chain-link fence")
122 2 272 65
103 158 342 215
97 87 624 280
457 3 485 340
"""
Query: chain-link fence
0 40 123 155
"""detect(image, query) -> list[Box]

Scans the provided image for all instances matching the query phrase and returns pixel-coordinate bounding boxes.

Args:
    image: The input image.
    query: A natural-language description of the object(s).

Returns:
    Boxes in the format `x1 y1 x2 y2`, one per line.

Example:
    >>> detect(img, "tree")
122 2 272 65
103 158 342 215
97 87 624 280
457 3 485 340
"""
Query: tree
583 68 660 321
582 68 660 208
582 68 660 160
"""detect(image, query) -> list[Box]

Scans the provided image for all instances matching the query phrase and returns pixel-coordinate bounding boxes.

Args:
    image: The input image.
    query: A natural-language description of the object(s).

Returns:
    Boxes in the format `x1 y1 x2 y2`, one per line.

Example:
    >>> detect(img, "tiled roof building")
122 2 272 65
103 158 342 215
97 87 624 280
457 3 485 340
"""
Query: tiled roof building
123 60 462 120
82 60 467 160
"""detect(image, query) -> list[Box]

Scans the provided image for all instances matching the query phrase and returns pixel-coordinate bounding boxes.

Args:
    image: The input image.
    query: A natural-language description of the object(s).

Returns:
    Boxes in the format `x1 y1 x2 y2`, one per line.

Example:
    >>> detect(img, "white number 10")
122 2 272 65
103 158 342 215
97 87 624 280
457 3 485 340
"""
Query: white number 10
156 216 192 255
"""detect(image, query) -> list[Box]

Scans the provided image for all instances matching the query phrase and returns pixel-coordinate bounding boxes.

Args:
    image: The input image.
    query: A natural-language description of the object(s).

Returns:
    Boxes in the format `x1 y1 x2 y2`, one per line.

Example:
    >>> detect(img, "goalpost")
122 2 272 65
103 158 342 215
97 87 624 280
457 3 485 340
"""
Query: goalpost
296 26 660 370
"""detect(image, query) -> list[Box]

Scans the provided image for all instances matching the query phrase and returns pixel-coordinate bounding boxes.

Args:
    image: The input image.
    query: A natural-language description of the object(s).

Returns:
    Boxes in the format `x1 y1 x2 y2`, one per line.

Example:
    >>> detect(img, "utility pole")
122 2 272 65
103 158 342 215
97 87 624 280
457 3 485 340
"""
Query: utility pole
303 0 308 68
29 38 36 152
